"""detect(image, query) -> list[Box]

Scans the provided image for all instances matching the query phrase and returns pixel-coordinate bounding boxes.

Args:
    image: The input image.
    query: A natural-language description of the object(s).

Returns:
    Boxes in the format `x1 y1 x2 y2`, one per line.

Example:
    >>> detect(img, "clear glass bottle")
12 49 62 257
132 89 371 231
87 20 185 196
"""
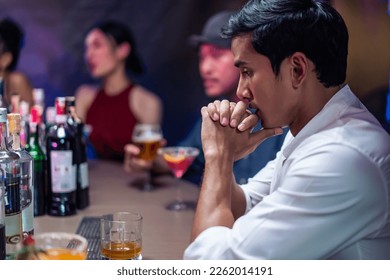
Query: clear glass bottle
0 108 21 258
46 97 77 216
65 96 89 210
25 107 46 217
7 113 34 240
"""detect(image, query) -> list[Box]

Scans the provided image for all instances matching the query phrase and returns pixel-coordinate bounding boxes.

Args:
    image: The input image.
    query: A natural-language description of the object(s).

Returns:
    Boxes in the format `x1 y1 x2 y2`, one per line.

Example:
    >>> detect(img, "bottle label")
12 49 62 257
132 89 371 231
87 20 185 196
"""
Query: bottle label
20 161 34 238
4 177 21 216
4 176 22 248
79 162 89 189
50 151 76 193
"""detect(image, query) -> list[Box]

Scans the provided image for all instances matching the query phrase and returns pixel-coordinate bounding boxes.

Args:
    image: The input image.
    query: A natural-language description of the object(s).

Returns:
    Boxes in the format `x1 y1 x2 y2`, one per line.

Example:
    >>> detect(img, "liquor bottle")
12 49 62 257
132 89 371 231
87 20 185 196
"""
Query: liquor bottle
65 96 89 209
46 97 77 216
32 88 45 118
32 88 46 151
0 108 21 258
43 106 56 155
10 93 20 113
0 166 5 260
26 107 46 216
7 113 34 239
0 77 9 109
18 101 30 148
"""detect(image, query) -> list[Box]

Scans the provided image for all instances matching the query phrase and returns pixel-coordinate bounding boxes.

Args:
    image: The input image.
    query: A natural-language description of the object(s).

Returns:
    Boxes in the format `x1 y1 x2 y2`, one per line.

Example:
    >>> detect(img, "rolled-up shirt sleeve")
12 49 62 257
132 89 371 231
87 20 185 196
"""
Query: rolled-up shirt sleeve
183 143 388 260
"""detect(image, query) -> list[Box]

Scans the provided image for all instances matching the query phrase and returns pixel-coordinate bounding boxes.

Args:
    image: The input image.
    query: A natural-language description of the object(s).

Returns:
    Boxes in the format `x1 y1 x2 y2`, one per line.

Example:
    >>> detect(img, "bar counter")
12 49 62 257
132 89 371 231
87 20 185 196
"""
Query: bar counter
34 159 199 260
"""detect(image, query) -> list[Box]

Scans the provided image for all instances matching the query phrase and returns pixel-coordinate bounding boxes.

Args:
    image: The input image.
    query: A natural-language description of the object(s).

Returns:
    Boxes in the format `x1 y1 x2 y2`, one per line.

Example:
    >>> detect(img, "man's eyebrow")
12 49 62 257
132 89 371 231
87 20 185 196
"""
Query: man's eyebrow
234 60 247 68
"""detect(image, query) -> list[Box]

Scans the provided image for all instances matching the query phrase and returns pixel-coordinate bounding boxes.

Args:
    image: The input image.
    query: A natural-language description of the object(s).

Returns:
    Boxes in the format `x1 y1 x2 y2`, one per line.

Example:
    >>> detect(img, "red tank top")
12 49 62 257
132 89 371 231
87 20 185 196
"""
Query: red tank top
86 84 137 161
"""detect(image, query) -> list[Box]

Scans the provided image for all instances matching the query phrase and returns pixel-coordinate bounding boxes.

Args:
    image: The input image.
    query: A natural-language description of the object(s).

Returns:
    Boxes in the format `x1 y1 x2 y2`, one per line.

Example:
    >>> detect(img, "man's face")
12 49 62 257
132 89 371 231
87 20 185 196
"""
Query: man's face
232 34 297 129
198 44 239 99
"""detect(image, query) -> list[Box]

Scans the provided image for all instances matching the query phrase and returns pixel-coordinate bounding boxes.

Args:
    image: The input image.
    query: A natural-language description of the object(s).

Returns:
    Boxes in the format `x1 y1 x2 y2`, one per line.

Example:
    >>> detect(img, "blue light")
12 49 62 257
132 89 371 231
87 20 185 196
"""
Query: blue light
386 83 390 122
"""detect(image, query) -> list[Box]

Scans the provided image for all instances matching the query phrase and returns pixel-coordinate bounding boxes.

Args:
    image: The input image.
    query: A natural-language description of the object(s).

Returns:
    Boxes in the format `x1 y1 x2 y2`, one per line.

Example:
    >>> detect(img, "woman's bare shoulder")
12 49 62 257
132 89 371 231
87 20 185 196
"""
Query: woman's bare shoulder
75 84 99 122
7 71 31 85
75 84 98 99
131 85 162 123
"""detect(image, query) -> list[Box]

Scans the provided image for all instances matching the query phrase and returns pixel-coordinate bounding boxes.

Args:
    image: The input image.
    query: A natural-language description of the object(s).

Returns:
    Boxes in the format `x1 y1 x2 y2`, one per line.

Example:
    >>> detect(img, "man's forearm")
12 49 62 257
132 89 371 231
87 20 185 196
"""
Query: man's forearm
190 155 239 241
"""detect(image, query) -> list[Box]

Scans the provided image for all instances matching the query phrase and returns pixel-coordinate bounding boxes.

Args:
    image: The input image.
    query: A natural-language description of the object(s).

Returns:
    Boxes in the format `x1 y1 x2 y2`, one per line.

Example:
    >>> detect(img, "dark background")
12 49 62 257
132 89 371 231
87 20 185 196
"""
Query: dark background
0 0 389 144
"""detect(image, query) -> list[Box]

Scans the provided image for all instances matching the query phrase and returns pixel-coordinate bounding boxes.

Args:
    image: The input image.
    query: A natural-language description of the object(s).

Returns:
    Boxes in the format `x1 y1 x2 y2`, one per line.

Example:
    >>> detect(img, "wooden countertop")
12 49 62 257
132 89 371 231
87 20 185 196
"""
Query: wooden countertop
34 159 199 260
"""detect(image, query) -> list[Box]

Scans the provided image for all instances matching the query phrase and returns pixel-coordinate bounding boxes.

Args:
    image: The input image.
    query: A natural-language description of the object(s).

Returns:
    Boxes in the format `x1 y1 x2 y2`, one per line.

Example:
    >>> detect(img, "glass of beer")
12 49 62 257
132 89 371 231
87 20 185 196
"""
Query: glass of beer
34 232 88 260
132 124 163 191
100 212 143 260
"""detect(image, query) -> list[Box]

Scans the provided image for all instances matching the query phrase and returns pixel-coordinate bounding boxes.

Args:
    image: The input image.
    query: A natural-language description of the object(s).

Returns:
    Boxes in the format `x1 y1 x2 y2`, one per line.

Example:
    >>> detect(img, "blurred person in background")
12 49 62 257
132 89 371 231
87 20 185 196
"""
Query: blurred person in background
0 18 33 109
123 11 287 185
75 20 162 161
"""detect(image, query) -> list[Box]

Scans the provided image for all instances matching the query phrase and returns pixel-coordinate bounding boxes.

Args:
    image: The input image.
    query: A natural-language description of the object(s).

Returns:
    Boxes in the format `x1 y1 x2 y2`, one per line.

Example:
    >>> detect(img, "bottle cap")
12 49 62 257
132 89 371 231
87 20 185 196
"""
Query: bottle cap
65 96 76 108
33 88 45 104
7 113 21 133
55 97 66 116
30 106 41 124
19 101 29 117
45 106 56 123
0 108 7 122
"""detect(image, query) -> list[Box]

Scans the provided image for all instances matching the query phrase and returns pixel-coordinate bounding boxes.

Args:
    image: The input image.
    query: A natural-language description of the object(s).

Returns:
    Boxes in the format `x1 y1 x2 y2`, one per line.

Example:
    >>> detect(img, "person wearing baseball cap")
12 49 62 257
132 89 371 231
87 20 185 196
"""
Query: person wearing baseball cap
124 11 286 187
179 11 287 184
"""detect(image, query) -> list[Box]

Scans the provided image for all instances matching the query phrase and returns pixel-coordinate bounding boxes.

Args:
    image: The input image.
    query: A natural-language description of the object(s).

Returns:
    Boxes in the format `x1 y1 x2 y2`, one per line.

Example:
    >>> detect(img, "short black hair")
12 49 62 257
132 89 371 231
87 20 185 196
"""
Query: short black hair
0 18 24 71
91 20 144 75
222 0 348 88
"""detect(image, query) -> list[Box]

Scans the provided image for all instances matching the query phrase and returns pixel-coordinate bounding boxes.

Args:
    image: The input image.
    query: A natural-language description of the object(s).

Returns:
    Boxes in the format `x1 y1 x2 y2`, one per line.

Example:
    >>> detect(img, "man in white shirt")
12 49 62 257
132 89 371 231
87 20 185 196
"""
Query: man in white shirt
184 0 390 260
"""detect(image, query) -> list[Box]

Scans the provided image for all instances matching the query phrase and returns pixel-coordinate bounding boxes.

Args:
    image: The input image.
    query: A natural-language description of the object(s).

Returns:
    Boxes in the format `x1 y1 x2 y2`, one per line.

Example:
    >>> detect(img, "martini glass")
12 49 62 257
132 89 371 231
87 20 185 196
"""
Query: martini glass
159 146 199 211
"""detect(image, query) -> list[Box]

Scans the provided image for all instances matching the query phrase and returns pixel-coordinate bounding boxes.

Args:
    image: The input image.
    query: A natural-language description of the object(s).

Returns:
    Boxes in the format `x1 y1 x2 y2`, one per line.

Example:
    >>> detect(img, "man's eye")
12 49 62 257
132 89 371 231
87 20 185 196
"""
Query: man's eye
242 69 252 77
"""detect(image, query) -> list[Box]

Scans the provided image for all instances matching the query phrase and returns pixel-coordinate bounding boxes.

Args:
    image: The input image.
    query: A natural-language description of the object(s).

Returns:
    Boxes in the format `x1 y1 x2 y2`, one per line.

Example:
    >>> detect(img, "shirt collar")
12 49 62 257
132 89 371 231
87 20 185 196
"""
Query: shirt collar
282 84 357 158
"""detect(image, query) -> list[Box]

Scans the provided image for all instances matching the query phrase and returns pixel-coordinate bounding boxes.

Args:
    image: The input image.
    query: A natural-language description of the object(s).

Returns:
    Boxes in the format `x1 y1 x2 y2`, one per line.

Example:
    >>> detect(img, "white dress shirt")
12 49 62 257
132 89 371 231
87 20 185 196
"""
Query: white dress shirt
184 85 390 259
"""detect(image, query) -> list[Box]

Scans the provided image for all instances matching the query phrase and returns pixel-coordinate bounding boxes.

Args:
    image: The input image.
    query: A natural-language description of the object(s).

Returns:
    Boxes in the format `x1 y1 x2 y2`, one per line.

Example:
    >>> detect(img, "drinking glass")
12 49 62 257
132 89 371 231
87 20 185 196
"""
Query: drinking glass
34 232 88 260
100 211 143 260
159 146 199 211
132 124 162 191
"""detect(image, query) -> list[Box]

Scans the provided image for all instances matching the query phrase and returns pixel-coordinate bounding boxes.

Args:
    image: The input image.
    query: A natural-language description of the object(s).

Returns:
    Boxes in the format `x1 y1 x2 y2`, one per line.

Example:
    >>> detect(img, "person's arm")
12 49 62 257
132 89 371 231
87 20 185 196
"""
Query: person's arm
75 85 97 123
124 86 166 176
190 101 282 241
131 85 162 124
185 141 387 260
7 71 33 108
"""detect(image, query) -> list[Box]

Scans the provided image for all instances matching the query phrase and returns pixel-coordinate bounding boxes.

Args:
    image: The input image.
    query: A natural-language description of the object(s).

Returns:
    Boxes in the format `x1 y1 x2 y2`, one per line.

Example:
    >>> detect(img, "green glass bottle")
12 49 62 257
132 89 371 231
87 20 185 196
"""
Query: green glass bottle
25 107 46 216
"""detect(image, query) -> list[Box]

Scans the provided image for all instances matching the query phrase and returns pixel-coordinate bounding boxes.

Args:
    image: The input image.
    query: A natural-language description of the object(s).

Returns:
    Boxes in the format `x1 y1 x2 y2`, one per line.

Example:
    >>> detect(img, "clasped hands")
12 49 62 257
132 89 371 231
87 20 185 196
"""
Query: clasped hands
201 100 283 162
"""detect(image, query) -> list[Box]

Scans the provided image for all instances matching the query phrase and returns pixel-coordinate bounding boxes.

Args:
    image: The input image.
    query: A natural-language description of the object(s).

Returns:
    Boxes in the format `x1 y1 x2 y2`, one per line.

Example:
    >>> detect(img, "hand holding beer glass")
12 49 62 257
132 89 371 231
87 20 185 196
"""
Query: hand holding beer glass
131 124 162 191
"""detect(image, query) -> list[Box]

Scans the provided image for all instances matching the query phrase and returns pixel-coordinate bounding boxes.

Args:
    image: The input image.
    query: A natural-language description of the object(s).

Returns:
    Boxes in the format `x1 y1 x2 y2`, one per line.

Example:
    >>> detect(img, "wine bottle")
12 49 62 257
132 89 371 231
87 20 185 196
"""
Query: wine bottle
7 113 34 239
32 88 46 153
0 77 9 110
46 97 77 216
65 96 89 209
25 107 46 216
0 108 21 258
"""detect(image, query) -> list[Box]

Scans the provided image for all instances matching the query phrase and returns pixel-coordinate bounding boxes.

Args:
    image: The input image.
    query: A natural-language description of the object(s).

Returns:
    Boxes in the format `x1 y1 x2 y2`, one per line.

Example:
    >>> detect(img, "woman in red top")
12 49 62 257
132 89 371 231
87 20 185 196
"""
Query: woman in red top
75 20 162 161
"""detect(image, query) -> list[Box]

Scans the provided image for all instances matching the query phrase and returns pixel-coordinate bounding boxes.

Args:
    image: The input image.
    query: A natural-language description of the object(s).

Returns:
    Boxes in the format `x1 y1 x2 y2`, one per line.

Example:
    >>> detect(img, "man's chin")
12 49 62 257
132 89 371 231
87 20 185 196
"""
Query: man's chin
205 90 223 98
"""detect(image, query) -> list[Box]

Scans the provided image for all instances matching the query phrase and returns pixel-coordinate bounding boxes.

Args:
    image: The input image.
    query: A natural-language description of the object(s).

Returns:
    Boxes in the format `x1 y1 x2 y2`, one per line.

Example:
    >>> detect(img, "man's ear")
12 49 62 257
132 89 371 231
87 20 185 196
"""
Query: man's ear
0 52 13 71
289 52 307 88
116 42 130 60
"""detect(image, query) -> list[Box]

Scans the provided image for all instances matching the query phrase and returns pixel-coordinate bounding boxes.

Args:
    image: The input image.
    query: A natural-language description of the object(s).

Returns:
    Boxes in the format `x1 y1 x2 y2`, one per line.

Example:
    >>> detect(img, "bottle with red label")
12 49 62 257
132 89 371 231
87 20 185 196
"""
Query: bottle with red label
46 97 77 216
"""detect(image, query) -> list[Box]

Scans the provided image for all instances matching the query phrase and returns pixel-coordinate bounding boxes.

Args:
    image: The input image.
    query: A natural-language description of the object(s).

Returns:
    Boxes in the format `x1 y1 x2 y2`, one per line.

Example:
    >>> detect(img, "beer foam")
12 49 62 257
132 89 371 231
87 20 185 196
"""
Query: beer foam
132 131 162 142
